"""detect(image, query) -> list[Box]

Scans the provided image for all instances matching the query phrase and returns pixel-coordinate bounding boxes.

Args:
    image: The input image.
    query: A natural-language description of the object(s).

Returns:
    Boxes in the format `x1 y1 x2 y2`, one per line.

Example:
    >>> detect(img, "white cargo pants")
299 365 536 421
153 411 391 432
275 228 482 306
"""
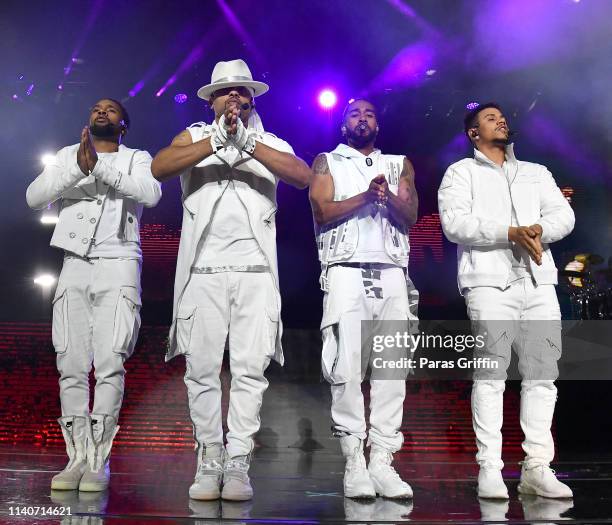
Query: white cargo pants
465 278 562 469
177 271 278 458
52 256 141 419
321 265 415 452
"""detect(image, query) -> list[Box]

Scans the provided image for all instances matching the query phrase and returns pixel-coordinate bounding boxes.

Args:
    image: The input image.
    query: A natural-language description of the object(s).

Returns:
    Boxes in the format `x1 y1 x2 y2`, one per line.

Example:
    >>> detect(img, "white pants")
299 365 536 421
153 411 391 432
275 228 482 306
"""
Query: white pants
465 278 561 469
322 265 414 452
52 256 141 419
178 272 278 458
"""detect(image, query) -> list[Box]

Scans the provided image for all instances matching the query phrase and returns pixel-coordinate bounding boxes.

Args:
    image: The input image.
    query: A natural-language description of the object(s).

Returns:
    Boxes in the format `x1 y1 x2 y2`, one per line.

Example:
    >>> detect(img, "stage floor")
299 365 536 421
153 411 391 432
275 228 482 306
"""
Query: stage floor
1 445 610 524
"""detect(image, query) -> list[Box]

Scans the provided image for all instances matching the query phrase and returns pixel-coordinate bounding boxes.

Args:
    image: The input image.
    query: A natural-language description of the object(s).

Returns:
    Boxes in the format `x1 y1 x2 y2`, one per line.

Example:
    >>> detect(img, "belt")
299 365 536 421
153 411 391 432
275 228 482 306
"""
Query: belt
329 262 400 270
191 265 270 274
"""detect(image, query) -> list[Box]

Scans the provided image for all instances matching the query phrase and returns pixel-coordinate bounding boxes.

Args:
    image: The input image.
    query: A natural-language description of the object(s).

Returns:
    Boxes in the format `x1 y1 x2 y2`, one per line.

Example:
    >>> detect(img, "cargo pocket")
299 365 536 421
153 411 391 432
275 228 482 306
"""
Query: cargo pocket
52 289 69 353
175 305 198 357
112 286 142 358
265 306 279 358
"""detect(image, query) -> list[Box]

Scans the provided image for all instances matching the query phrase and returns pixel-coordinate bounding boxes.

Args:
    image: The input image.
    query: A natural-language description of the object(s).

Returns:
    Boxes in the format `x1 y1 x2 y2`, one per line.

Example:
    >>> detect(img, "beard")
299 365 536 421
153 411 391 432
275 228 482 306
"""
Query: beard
90 122 118 137
346 125 377 148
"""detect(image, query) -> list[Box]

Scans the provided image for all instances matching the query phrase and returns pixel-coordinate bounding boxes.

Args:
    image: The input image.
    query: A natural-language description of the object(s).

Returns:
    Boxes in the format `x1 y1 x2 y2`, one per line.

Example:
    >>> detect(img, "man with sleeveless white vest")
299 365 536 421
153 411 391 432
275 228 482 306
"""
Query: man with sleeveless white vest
152 59 311 501
309 99 419 499
438 102 574 499
26 98 161 492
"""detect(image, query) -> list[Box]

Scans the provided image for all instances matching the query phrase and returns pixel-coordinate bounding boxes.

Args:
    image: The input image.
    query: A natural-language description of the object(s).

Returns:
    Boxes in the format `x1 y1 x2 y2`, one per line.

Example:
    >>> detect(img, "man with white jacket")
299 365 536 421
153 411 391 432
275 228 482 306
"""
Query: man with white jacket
26 98 161 492
309 99 418 500
438 102 574 499
152 59 311 501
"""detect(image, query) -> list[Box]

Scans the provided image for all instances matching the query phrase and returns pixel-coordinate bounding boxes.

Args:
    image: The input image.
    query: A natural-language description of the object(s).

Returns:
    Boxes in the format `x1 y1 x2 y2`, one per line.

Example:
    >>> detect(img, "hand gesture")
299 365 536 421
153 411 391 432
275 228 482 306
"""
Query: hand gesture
77 127 98 175
508 225 543 265
367 174 388 205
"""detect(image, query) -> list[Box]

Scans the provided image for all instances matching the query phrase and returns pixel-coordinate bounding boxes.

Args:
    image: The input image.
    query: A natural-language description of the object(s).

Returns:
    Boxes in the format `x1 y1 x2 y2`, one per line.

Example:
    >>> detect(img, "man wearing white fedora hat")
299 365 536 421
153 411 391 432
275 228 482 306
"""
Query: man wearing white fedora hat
152 59 311 501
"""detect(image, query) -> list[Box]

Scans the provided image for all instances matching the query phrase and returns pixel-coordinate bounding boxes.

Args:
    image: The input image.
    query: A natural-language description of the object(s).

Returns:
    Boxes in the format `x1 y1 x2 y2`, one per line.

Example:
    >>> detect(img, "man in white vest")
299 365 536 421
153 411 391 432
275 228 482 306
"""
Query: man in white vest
438 102 574 499
26 98 161 492
152 59 311 501
309 98 419 499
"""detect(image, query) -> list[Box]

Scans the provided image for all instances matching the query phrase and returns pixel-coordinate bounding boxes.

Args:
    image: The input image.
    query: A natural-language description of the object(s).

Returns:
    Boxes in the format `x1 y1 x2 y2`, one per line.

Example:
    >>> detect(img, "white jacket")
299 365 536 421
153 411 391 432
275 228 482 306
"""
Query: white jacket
438 144 574 291
26 144 161 257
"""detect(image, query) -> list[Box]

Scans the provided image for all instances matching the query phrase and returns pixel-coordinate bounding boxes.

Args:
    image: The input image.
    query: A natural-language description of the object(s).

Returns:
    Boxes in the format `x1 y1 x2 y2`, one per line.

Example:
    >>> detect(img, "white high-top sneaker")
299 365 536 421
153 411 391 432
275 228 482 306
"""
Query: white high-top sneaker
368 446 413 499
51 416 88 490
221 453 253 501
340 436 376 499
189 444 224 500
477 467 509 499
518 463 573 499
79 414 119 492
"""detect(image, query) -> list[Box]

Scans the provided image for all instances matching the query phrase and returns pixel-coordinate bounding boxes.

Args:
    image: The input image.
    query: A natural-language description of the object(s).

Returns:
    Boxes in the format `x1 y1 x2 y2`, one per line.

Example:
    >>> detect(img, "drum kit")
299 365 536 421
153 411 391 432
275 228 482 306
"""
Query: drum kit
559 254 612 320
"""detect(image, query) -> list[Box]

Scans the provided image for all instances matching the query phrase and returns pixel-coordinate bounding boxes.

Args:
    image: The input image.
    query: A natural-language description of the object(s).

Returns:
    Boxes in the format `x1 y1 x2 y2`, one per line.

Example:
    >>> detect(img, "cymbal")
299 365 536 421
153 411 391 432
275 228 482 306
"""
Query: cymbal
575 253 604 265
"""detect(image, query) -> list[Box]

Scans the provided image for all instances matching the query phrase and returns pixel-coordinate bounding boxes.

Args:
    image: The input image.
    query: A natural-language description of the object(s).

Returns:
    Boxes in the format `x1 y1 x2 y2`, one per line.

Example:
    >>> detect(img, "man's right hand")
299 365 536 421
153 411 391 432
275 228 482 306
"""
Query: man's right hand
508 226 543 265
366 175 388 205
76 127 90 175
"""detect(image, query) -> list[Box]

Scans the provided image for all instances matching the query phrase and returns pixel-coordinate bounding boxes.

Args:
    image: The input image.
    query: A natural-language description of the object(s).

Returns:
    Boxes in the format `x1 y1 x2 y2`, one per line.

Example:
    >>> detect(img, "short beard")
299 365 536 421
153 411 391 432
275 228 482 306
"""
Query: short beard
492 136 510 146
90 122 118 138
346 127 376 148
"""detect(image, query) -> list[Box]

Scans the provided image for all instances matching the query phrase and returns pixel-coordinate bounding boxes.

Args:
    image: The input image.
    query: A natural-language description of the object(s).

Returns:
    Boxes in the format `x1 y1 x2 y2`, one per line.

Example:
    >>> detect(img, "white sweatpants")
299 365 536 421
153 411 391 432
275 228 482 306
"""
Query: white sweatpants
52 256 141 419
465 278 561 469
178 272 278 458
322 265 414 452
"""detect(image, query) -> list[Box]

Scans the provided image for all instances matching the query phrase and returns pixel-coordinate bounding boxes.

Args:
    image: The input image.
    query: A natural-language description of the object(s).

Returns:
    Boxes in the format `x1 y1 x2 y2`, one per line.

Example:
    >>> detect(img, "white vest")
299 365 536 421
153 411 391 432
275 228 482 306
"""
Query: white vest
316 144 410 277
167 121 294 364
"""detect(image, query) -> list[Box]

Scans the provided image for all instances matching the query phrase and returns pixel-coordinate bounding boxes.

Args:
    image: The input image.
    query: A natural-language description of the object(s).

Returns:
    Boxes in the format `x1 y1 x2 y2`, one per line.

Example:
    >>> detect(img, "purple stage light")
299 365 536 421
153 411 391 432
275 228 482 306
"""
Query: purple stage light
466 102 480 110
174 93 188 104
57 84 63 91
12 94 19 100
26 84 34 96
318 89 338 109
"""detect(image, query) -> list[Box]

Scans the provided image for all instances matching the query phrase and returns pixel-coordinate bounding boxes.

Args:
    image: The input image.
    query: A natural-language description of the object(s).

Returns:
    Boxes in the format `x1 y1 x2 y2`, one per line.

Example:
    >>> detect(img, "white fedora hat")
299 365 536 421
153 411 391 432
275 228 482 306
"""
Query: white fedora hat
197 59 269 100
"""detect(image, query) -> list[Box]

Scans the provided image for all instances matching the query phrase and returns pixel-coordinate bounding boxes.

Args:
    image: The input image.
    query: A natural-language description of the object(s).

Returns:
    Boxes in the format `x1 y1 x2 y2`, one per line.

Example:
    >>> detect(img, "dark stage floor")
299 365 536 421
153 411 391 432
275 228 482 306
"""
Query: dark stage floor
2 324 611 523
2 445 610 524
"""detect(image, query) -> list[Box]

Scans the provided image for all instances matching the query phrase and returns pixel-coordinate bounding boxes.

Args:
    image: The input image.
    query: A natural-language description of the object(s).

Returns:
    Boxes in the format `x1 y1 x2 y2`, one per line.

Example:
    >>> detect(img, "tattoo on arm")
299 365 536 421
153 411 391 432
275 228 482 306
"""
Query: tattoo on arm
312 153 330 176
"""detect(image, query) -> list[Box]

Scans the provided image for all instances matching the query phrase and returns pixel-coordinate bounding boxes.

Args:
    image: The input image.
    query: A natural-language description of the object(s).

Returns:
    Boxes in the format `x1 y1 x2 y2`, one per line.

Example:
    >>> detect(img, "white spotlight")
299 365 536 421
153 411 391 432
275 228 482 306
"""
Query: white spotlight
41 153 56 166
40 214 59 225
34 274 57 288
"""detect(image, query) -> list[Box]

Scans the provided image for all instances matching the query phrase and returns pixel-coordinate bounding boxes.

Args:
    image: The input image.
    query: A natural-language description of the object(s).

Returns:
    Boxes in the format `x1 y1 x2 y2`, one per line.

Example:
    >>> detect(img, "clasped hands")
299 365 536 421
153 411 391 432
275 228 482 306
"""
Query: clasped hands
508 224 544 265
210 100 255 154
77 127 98 176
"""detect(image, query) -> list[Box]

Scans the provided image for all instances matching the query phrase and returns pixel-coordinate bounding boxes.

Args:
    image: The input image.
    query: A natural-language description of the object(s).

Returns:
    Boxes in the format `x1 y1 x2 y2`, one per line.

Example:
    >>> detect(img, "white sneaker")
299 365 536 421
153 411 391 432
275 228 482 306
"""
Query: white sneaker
189 445 224 500
341 437 376 499
477 467 509 499
368 448 413 499
222 455 253 501
518 464 573 499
